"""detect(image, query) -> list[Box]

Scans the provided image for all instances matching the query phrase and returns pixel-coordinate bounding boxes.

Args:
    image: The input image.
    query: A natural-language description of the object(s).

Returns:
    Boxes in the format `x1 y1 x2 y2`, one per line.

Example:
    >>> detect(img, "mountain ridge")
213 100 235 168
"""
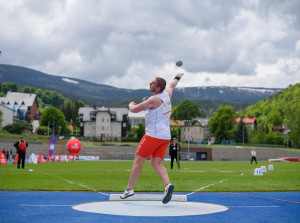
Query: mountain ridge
0 64 282 106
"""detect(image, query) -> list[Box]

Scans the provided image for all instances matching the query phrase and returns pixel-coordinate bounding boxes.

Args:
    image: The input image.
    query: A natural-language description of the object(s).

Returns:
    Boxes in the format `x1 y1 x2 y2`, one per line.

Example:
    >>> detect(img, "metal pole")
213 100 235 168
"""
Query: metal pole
76 117 78 138
187 120 190 160
243 121 244 147
48 121 49 137
52 114 55 136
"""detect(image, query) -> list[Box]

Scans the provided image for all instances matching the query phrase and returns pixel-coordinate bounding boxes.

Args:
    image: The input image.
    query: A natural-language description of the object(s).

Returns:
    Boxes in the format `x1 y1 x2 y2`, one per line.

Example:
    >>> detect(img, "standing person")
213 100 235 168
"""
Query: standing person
14 136 28 169
121 73 184 204
169 138 180 169
9 150 13 162
251 148 257 164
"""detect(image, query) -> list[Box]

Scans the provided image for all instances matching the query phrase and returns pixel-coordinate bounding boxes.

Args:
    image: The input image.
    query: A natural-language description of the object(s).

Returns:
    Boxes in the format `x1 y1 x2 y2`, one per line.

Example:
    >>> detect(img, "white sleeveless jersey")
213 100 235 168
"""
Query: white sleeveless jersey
145 91 172 140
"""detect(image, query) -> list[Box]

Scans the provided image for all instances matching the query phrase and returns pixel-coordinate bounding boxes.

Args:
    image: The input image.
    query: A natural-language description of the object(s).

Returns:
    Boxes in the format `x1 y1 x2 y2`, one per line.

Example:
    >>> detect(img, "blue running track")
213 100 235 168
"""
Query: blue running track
0 191 299 223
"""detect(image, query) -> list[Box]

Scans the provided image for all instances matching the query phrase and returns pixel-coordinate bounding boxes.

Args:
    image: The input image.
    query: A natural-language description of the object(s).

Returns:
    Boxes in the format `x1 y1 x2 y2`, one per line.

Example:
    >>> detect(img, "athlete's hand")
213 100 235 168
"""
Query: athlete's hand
176 73 184 79
129 102 136 111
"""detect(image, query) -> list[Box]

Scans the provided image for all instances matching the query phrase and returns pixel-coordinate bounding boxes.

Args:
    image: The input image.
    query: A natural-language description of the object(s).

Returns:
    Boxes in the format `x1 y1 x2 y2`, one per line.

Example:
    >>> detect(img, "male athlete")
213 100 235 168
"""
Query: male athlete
121 73 184 204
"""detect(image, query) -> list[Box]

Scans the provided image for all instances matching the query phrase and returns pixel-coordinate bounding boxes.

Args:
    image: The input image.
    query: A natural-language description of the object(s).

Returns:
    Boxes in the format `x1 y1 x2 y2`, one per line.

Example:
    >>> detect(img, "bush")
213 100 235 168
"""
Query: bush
3 121 31 134
36 126 48 135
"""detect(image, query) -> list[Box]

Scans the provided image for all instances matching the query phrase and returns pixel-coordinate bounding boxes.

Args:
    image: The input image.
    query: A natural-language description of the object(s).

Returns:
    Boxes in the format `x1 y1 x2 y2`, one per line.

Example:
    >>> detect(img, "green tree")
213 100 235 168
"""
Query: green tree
1 83 18 93
34 88 43 98
22 86 36 93
60 99 74 123
170 126 181 140
254 129 266 144
208 106 236 143
172 99 201 120
126 123 145 141
41 90 65 108
266 132 275 144
287 102 300 148
266 111 283 126
40 106 66 135
73 100 85 124
234 120 248 143
136 123 145 141
274 131 284 145
0 110 2 127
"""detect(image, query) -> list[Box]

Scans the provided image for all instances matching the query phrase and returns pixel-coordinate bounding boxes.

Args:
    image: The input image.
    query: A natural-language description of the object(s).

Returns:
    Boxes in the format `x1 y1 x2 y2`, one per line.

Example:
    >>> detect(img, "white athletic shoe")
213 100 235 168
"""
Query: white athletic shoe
162 183 174 204
120 188 134 199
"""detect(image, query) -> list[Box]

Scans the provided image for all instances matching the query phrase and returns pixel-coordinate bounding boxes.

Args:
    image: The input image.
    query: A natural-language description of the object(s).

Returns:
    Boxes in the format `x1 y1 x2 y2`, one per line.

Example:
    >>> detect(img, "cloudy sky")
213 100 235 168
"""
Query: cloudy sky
0 0 299 89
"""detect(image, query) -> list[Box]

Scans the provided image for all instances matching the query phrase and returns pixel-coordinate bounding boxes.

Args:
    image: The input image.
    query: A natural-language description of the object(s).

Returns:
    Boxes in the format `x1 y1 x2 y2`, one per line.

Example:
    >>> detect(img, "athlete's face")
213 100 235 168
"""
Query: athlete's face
149 79 159 93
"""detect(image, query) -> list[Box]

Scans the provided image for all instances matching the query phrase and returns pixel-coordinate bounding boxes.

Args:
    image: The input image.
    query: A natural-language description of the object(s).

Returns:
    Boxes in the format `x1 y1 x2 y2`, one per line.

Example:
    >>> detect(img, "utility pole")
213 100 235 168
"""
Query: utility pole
76 117 78 138
52 114 55 136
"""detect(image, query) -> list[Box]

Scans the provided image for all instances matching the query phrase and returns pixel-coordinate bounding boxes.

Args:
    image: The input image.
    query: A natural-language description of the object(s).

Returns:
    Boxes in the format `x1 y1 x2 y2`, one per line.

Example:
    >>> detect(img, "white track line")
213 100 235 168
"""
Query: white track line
186 171 247 196
186 178 227 196
35 170 110 196
20 204 73 207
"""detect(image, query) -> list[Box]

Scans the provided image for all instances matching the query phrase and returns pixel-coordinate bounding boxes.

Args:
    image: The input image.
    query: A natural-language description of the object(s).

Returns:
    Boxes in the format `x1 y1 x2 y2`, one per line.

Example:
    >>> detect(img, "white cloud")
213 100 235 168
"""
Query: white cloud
0 0 299 89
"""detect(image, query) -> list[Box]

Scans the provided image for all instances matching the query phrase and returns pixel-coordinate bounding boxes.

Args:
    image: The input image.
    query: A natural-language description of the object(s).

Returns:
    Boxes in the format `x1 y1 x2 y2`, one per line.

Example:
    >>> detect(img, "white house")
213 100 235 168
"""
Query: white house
0 92 40 130
0 104 19 128
78 106 128 141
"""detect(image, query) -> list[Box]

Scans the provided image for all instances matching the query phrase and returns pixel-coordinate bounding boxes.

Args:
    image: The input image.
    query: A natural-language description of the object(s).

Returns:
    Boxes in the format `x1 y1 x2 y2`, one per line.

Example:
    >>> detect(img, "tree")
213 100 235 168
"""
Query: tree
287 102 300 148
266 111 283 126
60 99 74 123
234 119 248 143
1 83 18 93
73 100 85 124
172 99 201 120
0 110 2 127
126 123 145 142
41 90 65 108
40 106 66 135
170 126 181 140
208 106 236 143
136 123 145 141
34 88 43 98
254 129 266 144
22 86 36 93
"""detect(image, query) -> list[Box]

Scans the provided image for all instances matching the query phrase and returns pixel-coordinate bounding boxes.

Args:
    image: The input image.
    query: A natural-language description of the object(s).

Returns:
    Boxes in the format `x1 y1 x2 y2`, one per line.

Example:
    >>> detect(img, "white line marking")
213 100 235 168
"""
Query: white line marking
186 172 247 197
20 204 73 207
186 179 227 196
229 206 280 208
34 170 110 196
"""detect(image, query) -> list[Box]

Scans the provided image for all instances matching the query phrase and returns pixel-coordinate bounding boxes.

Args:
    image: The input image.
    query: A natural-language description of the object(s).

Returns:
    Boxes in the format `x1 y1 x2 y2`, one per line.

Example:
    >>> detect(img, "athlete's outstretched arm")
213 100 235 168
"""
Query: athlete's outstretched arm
165 73 184 97
129 96 161 113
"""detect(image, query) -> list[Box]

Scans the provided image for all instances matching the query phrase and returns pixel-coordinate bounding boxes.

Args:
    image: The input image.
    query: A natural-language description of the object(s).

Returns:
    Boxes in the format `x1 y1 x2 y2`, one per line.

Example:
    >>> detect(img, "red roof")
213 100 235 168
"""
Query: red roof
176 120 185 126
235 116 256 124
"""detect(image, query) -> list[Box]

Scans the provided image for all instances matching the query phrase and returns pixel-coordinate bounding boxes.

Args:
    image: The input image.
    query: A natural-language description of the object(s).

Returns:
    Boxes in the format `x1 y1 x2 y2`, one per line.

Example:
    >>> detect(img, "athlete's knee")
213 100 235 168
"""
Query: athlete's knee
151 157 162 168
133 155 145 167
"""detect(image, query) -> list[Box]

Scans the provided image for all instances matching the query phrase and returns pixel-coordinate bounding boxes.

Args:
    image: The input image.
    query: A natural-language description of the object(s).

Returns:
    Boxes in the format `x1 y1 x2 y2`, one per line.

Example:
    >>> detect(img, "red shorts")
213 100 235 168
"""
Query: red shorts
136 135 170 160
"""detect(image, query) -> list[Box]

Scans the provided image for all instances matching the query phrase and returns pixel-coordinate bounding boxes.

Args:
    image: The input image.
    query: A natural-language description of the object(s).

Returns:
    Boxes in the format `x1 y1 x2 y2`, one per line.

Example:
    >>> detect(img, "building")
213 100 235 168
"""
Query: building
175 119 214 143
128 111 145 128
0 92 39 129
235 116 258 130
0 104 19 128
78 106 128 141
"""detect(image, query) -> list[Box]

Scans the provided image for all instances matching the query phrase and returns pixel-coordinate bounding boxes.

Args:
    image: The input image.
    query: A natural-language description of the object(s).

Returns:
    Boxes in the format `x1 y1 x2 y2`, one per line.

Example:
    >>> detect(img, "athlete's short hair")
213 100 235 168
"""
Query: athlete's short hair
156 77 166 93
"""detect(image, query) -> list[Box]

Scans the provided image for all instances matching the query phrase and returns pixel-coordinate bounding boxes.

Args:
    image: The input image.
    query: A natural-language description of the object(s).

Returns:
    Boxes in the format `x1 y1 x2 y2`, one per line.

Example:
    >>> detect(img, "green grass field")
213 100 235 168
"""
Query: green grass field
0 161 299 192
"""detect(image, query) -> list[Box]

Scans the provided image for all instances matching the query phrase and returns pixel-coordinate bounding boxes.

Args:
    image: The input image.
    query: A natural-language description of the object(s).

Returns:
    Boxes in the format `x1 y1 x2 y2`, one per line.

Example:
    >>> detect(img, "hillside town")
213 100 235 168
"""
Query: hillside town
0 90 294 147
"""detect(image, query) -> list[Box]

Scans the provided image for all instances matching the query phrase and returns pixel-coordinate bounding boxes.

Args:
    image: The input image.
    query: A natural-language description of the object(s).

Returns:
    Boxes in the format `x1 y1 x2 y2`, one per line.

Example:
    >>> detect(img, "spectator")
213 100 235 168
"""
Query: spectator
14 136 29 169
